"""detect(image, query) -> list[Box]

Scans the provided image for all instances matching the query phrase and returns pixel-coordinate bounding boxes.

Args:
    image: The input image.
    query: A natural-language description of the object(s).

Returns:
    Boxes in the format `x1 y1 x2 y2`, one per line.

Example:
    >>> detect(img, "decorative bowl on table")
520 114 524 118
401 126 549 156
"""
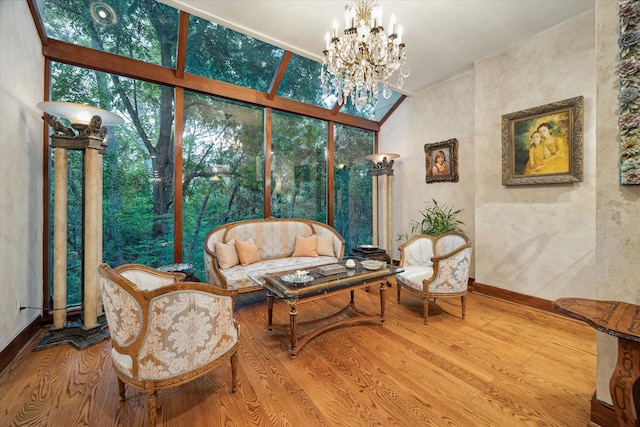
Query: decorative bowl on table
345 259 356 269
361 260 384 270
281 270 313 283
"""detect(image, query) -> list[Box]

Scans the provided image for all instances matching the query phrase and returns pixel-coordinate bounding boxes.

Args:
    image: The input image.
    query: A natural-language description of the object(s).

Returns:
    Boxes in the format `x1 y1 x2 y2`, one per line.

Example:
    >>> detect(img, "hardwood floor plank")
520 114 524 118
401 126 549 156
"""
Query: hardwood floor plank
0 291 596 426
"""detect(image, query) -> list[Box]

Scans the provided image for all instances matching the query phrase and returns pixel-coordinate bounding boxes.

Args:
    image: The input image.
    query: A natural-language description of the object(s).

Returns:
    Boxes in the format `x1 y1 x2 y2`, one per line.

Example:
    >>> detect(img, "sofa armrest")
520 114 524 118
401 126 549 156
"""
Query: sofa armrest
426 246 473 292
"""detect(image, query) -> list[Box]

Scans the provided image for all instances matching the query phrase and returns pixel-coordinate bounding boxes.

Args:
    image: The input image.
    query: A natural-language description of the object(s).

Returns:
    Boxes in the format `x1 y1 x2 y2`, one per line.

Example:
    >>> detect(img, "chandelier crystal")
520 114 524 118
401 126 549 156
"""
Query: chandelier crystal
321 0 410 111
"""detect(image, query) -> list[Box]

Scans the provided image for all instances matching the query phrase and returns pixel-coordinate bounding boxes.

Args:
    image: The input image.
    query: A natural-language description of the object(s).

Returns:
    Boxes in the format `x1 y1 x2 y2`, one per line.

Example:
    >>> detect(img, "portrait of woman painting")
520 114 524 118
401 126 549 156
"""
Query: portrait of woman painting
502 96 584 186
425 138 458 183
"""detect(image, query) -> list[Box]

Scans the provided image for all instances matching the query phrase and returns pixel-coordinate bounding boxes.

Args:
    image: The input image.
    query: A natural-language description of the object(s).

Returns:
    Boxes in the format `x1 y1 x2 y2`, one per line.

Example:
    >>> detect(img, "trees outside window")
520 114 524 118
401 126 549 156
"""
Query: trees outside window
334 124 375 253
42 0 376 305
271 112 328 222
181 91 264 276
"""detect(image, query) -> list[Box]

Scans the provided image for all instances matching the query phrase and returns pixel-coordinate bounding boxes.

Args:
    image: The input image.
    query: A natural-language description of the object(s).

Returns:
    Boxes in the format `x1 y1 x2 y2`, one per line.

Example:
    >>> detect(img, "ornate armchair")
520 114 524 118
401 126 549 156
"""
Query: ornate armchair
397 233 472 324
98 263 240 426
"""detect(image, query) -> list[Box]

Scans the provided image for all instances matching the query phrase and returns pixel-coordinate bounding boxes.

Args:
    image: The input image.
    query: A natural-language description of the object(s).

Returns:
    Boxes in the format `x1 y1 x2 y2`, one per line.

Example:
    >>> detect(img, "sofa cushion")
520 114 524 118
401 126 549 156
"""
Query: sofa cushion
222 256 337 290
292 234 318 257
397 266 434 291
316 234 335 257
215 239 240 269
236 238 261 266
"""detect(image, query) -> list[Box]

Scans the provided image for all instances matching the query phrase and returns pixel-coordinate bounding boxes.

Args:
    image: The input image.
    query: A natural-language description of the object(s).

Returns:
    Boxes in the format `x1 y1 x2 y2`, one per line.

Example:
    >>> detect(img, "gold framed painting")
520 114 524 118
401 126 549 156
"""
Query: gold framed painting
501 96 584 186
425 138 458 183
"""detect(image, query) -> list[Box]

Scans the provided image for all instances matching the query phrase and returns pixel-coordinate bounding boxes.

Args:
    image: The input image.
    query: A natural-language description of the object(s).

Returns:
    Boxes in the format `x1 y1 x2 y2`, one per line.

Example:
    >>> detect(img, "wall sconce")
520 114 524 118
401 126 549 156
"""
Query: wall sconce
37 101 123 350
366 153 399 256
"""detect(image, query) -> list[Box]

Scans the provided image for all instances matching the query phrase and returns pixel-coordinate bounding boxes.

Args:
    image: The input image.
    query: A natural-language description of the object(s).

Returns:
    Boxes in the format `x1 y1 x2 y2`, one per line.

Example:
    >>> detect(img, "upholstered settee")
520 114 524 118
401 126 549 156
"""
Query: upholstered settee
204 217 345 293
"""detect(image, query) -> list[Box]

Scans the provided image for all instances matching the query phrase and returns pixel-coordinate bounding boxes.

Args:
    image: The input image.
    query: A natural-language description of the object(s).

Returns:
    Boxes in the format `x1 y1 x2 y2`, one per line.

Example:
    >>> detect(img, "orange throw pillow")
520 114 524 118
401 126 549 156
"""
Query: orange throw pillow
316 234 335 257
235 237 261 266
291 234 318 257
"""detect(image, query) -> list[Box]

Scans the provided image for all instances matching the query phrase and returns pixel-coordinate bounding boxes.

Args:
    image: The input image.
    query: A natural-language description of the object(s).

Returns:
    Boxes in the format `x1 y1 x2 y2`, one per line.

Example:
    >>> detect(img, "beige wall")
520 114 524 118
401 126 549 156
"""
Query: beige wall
0 1 44 352
594 0 640 404
382 4 640 407
380 69 476 266
473 9 597 302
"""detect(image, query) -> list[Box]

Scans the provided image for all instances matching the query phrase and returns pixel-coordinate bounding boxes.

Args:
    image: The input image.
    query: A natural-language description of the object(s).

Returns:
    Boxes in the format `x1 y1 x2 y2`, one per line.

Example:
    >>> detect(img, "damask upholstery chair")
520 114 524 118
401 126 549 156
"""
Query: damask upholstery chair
98 263 240 426
396 233 472 324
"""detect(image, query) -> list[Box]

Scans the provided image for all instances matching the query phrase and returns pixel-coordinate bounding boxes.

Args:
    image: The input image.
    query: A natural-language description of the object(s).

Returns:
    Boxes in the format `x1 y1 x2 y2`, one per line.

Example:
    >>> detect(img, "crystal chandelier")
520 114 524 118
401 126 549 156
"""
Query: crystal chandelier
321 0 410 111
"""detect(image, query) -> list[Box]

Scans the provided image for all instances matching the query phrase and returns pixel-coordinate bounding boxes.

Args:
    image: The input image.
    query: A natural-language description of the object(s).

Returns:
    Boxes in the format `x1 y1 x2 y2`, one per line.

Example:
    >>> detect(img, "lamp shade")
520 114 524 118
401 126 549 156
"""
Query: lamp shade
365 153 400 164
37 101 124 127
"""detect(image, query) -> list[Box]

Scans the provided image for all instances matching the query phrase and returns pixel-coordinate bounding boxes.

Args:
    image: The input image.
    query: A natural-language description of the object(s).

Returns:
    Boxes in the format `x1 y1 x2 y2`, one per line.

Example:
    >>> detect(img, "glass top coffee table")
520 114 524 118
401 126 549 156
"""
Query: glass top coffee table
248 259 404 358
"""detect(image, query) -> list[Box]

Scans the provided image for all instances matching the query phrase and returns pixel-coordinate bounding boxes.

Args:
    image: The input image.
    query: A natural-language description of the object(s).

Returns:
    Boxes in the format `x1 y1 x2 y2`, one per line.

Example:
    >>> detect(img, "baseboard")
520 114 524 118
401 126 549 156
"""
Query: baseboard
0 316 43 376
469 280 563 316
589 393 617 427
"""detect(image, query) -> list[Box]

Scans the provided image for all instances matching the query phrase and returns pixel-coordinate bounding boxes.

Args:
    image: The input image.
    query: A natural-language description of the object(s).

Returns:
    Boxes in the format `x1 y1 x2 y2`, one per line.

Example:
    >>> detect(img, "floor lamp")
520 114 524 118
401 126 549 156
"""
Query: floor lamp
366 153 399 257
36 101 123 350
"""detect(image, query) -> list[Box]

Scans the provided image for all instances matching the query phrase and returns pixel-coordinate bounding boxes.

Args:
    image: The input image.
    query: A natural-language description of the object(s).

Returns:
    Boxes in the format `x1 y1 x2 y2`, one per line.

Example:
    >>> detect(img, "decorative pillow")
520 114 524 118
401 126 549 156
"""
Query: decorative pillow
317 234 335 257
291 234 318 257
215 240 240 269
235 237 261 266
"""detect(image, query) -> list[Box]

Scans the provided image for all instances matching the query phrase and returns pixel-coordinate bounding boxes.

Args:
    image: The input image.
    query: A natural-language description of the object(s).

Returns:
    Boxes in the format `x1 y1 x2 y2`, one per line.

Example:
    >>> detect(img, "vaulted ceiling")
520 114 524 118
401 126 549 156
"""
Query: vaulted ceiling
158 0 595 96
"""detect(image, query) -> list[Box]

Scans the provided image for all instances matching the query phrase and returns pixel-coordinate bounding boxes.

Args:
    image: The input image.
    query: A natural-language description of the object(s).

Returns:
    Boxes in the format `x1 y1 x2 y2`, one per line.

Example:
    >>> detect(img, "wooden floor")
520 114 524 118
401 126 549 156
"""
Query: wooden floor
0 289 595 426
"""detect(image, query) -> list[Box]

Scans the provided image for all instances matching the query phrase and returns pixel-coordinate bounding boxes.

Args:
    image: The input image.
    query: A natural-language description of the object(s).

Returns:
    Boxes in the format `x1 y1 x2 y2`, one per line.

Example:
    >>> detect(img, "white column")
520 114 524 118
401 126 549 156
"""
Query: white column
372 175 379 246
387 174 393 256
52 148 68 329
95 150 103 319
83 147 100 329
382 174 389 252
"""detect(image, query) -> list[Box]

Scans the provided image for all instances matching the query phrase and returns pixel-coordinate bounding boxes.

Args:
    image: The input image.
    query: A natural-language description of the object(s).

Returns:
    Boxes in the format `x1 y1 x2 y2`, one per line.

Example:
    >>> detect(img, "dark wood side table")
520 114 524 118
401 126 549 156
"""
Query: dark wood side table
553 298 640 427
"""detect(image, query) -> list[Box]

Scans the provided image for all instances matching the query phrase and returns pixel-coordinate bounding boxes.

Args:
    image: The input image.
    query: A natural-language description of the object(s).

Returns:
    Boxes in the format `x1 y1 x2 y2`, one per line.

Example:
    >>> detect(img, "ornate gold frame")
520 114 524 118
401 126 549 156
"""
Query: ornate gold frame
501 96 584 186
424 138 458 183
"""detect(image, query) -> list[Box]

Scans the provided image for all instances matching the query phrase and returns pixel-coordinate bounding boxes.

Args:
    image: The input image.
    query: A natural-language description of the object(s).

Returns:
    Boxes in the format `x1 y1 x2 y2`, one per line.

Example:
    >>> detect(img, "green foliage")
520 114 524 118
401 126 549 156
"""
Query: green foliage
398 199 464 241
45 0 376 300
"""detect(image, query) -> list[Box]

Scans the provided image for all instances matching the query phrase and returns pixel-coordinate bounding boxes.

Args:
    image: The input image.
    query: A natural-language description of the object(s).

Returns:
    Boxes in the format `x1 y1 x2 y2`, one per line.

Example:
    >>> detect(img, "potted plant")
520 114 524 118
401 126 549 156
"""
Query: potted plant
398 198 464 241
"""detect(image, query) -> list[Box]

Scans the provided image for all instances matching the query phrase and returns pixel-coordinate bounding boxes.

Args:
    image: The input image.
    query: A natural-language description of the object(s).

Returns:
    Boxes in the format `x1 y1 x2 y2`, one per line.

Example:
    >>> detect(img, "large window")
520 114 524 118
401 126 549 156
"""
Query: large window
39 0 386 307
51 62 176 304
182 91 265 276
186 15 284 91
334 124 375 253
38 0 179 68
271 112 328 221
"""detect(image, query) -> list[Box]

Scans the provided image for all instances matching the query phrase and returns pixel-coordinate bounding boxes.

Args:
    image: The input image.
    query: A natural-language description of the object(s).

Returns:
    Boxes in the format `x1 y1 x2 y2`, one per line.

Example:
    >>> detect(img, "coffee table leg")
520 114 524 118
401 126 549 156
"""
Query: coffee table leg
379 282 386 323
288 300 298 358
267 294 273 332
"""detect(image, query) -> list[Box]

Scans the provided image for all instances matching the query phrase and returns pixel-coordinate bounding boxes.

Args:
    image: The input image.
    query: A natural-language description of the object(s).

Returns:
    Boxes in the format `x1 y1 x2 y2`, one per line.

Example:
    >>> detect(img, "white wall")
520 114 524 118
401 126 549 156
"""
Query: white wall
380 69 476 267
0 1 45 352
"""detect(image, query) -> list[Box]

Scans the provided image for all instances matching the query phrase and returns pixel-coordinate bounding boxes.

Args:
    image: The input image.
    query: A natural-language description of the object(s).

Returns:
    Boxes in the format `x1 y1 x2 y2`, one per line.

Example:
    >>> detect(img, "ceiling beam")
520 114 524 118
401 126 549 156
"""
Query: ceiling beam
42 39 380 132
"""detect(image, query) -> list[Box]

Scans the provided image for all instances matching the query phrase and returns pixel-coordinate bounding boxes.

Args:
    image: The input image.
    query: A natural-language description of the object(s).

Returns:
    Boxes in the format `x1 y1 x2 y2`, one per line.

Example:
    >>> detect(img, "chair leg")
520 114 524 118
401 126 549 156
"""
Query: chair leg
396 284 401 303
461 294 467 319
147 391 158 427
423 297 429 325
230 350 239 392
117 377 125 402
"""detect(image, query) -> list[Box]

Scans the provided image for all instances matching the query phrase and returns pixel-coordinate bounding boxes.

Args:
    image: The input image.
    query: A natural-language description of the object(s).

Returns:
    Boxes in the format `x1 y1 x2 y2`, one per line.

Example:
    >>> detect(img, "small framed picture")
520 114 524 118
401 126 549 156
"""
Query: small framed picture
501 96 584 186
425 138 458 183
